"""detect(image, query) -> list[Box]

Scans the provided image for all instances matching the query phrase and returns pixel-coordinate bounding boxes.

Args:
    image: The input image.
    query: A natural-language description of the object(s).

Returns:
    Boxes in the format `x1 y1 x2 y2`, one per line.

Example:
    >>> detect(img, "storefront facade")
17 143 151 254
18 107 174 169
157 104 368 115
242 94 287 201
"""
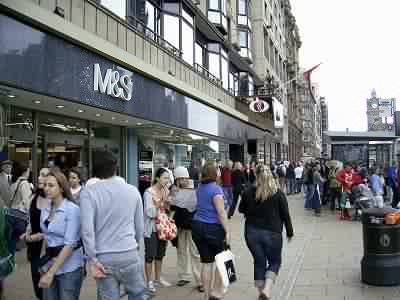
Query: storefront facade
0 13 266 186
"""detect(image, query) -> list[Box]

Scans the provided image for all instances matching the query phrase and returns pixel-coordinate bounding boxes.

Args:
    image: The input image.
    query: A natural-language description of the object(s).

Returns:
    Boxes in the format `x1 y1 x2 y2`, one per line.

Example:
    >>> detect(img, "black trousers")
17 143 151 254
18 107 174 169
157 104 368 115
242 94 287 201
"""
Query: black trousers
228 188 242 219
30 255 43 300
392 187 399 208
329 188 341 210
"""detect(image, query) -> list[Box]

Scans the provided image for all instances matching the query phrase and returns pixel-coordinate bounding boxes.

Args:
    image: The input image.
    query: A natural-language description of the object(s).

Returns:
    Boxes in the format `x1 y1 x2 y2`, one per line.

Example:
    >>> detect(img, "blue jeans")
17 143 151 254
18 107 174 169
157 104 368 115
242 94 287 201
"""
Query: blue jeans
223 186 233 208
97 253 145 300
244 224 282 288
43 267 83 300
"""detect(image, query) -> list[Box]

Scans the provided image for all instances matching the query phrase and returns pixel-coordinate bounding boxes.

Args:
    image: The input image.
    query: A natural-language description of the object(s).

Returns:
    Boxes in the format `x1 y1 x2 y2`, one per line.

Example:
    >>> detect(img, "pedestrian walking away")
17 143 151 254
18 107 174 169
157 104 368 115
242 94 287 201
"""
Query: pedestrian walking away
228 162 246 219
80 150 146 300
239 165 294 300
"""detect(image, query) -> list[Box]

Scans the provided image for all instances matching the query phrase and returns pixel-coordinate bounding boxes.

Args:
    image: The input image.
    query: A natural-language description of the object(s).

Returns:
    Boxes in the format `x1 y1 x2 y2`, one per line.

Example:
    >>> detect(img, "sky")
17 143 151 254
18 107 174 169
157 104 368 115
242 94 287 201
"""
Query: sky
290 0 400 131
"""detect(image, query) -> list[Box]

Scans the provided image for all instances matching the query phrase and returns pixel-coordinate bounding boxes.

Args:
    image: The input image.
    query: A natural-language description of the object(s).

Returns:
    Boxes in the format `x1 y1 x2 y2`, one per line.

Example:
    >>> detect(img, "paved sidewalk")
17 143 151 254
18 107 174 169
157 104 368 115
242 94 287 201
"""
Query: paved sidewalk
4 194 400 299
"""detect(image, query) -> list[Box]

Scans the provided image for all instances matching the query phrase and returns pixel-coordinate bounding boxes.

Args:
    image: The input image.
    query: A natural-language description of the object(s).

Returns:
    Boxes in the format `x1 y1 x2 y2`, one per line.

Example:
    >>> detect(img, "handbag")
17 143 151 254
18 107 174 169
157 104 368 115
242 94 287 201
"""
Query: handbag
215 246 237 288
155 209 177 241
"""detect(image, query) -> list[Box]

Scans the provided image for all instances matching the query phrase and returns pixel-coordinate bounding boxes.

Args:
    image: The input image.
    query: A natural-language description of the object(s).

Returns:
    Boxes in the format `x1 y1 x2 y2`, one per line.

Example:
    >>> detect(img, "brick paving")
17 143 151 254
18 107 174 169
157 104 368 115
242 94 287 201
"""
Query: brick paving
4 194 400 299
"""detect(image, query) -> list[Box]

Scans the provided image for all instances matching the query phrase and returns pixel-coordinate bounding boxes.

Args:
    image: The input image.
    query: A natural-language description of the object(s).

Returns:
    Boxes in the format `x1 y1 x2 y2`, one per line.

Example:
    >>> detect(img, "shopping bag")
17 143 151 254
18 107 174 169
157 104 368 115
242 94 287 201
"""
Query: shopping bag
155 209 177 241
345 200 352 209
215 249 237 288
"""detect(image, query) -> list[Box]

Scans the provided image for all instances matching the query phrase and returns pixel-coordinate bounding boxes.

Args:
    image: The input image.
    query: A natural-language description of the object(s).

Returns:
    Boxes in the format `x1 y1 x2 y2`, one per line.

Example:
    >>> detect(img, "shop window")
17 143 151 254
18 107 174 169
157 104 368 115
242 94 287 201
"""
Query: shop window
208 0 228 34
98 0 126 19
91 122 123 175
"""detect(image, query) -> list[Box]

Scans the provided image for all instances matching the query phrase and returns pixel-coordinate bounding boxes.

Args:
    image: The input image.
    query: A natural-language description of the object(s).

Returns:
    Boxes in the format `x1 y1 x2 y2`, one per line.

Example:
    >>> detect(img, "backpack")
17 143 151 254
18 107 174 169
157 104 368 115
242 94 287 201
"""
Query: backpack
328 168 341 189
277 166 285 177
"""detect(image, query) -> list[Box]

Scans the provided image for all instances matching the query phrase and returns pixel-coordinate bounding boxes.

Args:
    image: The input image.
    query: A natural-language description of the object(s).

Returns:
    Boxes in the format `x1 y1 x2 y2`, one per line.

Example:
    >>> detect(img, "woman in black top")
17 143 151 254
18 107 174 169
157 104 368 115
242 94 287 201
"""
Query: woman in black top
22 168 49 300
239 165 293 300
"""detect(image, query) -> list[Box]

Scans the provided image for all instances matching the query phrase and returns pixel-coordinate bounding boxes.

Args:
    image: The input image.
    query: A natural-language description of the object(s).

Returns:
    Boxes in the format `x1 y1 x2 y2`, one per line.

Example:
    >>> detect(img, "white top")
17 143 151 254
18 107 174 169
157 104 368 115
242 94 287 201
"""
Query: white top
294 166 304 179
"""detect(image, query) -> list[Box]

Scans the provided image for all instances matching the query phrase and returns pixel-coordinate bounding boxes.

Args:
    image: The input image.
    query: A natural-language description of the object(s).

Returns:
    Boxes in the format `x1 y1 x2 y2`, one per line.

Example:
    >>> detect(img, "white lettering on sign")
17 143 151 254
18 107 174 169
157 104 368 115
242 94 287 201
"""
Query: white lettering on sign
93 64 133 101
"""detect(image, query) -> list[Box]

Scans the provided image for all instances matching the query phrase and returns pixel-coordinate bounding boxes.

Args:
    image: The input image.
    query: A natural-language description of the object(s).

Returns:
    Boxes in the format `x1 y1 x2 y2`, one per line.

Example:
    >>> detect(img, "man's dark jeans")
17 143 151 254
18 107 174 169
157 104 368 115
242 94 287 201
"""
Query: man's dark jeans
244 224 282 288
228 188 242 219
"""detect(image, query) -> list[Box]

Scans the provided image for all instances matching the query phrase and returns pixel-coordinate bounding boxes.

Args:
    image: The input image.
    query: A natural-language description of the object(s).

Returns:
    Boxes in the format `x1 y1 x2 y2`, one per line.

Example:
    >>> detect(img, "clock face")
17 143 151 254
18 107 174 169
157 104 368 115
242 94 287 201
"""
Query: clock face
371 102 378 109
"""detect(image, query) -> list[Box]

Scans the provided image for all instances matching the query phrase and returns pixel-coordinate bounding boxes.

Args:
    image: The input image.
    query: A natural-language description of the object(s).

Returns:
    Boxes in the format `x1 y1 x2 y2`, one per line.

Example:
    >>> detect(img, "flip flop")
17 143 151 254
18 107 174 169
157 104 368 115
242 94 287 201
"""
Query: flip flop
197 285 205 292
177 280 190 286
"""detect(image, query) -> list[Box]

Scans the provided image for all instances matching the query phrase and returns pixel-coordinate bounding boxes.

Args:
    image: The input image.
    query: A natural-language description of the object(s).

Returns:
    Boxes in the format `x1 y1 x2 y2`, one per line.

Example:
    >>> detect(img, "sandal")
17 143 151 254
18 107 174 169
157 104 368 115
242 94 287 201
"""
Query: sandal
258 293 270 300
197 285 205 292
177 280 190 287
209 296 221 300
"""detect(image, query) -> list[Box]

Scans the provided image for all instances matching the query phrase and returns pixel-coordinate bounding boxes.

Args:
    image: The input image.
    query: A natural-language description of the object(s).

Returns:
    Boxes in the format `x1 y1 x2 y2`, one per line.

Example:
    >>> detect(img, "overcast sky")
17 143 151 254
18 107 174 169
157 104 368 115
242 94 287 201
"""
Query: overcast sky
291 1 400 132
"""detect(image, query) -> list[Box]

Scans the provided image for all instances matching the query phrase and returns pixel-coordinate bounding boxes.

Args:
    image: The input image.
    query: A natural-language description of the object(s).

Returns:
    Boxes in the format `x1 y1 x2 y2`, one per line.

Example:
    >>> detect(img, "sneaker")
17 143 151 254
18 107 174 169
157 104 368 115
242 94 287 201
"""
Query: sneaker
155 277 172 287
147 281 156 294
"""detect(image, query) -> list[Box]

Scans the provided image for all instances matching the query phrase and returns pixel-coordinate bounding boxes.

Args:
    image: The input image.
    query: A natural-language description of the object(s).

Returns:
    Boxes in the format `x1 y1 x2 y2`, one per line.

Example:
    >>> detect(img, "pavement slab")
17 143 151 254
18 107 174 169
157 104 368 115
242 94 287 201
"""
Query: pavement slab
4 193 400 299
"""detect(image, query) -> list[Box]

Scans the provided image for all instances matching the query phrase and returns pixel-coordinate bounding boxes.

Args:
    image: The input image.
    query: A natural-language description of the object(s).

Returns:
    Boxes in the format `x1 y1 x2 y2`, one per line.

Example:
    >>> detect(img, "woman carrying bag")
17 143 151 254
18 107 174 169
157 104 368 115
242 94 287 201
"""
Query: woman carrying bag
22 168 50 300
192 161 230 300
239 165 294 300
143 168 173 295
171 166 202 291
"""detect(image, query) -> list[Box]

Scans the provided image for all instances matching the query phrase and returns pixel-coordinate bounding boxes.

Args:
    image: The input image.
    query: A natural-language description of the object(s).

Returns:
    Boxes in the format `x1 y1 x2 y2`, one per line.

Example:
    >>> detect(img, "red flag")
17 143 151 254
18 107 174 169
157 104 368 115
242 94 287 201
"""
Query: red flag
303 63 322 81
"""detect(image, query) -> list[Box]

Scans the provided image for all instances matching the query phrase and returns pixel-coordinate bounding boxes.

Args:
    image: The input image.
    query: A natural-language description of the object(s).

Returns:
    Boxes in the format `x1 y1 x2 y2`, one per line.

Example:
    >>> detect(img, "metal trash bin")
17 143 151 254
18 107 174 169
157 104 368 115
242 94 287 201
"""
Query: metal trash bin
361 207 400 286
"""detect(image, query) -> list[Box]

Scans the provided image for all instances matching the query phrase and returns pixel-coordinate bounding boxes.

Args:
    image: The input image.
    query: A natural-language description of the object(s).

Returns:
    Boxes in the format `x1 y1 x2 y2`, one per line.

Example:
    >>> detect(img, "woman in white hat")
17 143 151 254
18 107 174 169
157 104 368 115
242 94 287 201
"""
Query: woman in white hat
171 166 203 292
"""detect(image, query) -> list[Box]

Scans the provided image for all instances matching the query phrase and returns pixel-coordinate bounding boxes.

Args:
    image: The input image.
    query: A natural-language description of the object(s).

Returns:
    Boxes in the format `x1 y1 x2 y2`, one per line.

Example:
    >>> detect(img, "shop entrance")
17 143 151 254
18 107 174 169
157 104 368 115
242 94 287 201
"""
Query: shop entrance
1 105 123 183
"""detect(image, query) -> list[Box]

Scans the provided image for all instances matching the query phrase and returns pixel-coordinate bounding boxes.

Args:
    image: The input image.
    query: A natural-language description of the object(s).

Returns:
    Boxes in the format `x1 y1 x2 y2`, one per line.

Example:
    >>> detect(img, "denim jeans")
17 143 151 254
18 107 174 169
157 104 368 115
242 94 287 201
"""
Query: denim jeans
244 224 282 288
222 186 233 208
43 267 83 300
97 253 146 300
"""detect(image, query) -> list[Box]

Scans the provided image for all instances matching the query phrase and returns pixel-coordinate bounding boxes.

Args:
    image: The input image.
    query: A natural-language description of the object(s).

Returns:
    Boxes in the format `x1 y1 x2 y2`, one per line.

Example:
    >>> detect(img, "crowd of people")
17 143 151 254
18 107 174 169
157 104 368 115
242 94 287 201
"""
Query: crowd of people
0 155 295 300
297 159 399 220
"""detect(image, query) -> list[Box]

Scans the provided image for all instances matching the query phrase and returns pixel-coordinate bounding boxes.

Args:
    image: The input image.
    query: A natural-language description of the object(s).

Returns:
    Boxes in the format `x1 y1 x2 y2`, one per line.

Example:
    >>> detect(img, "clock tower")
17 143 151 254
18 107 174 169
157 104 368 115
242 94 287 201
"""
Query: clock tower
367 89 396 132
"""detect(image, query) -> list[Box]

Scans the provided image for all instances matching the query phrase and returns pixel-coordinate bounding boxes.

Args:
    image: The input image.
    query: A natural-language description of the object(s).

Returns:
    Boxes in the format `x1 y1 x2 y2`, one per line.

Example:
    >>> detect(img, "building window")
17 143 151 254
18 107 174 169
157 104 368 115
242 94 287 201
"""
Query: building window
238 29 252 61
238 0 251 29
162 2 195 65
239 72 254 96
144 1 161 40
181 7 194 65
163 14 180 49
229 71 239 96
208 0 228 34
99 0 126 19
208 43 229 89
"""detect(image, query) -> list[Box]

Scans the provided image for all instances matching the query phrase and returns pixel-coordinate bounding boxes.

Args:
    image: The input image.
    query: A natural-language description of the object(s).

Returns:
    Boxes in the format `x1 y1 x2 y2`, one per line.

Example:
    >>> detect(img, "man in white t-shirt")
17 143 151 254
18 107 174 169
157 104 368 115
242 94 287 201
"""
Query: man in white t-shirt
294 163 304 193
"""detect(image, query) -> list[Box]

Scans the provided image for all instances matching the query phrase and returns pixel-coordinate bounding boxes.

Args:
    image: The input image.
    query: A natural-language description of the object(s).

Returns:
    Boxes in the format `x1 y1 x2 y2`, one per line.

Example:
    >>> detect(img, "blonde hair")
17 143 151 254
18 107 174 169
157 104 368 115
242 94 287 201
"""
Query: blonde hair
255 165 278 202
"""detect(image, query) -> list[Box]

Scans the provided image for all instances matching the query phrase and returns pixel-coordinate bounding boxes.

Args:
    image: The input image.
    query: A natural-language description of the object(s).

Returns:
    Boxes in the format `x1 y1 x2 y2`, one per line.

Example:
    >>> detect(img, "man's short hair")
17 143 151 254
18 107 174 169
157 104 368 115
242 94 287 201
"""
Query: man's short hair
92 150 117 179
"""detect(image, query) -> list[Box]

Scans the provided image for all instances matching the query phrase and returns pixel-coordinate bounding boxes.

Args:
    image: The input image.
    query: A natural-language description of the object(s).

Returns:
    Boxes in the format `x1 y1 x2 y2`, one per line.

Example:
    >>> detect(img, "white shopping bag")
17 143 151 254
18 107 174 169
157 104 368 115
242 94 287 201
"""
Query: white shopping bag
215 249 237 288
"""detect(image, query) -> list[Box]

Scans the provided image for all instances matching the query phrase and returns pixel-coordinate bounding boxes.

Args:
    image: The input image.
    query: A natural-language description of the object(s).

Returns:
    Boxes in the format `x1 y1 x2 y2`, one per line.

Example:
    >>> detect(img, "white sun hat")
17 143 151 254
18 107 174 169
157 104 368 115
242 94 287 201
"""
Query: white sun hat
173 166 190 179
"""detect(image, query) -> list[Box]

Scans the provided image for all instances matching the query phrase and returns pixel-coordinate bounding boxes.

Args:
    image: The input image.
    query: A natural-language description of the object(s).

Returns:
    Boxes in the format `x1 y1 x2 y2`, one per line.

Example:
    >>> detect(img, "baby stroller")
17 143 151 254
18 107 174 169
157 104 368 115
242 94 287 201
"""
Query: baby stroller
350 184 374 221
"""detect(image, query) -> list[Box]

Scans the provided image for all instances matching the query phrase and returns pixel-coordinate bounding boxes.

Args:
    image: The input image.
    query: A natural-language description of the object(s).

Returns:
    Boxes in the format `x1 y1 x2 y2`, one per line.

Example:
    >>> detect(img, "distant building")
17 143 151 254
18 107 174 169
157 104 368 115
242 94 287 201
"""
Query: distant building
367 89 396 133
320 97 330 158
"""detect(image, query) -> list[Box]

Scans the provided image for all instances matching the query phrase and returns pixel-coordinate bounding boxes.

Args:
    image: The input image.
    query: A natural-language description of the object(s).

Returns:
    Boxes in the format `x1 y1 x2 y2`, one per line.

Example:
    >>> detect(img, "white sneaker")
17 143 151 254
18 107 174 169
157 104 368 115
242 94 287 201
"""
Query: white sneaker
154 277 172 287
147 281 156 294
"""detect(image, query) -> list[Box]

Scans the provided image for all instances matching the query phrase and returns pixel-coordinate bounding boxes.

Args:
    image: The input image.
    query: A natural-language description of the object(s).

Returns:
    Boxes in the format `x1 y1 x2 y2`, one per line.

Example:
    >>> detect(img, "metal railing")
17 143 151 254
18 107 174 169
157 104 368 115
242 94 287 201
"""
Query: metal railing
194 63 222 87
126 15 182 58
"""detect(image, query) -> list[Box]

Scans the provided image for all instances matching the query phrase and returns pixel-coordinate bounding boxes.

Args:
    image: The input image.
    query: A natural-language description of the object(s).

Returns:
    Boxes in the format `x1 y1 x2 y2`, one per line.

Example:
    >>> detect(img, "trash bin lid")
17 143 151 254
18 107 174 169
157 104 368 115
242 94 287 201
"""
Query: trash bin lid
362 207 398 224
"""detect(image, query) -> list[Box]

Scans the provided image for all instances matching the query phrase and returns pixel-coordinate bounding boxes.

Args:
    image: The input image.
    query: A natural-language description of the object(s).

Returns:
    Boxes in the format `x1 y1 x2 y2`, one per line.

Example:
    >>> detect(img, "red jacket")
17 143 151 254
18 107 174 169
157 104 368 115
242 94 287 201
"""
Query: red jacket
336 169 361 192
221 167 232 187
